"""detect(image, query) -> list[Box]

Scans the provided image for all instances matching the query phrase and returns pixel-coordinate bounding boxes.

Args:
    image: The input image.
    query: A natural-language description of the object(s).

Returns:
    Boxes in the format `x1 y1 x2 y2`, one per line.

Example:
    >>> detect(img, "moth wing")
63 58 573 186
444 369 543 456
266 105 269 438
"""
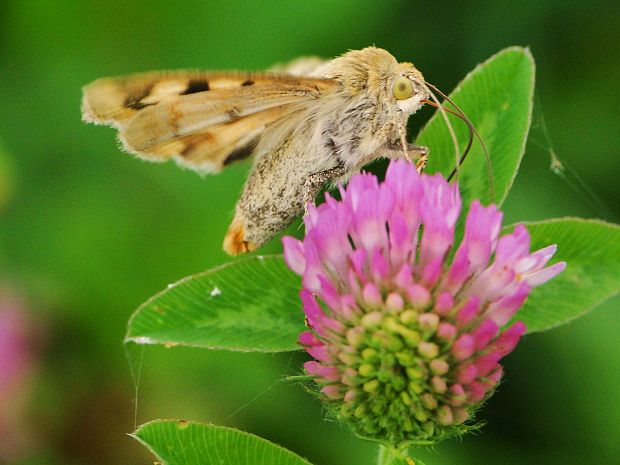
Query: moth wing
269 56 330 77
81 71 336 172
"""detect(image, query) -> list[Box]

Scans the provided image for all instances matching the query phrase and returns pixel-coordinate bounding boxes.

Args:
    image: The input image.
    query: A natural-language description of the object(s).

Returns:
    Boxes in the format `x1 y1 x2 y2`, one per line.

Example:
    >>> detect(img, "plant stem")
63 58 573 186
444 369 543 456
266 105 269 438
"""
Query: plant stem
377 445 387 465
377 445 413 465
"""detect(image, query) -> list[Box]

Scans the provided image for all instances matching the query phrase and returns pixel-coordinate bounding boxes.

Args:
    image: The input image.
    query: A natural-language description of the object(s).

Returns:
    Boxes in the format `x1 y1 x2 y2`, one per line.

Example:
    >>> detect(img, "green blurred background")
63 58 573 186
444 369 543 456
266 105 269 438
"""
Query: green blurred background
0 1 618 464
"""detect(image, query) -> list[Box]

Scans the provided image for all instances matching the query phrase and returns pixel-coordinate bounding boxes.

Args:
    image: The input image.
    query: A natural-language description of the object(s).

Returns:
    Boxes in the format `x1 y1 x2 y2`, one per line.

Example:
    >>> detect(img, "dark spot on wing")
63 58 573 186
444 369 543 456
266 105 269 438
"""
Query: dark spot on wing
179 132 215 158
181 79 210 95
124 100 155 110
124 84 154 110
241 79 255 86
180 141 196 157
227 107 241 121
223 138 260 165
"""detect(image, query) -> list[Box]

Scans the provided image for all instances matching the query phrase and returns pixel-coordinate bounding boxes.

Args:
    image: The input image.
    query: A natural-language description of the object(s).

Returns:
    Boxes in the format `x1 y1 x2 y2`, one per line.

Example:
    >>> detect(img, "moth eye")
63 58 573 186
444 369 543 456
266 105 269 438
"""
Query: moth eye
392 76 414 100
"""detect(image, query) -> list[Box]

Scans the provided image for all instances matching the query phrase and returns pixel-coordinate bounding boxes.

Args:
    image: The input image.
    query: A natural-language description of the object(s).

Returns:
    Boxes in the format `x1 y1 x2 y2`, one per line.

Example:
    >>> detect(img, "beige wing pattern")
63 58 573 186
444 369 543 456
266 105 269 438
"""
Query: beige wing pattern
81 70 336 172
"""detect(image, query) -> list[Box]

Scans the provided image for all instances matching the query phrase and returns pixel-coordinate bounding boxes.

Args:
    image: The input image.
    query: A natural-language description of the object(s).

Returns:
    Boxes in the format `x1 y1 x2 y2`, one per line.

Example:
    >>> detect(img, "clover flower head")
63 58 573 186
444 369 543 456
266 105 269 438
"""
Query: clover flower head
283 160 565 445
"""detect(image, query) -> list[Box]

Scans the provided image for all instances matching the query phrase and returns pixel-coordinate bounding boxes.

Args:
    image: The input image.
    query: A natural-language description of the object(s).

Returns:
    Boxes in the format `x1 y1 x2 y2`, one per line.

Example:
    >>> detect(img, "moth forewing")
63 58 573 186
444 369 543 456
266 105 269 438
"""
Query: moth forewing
82 71 336 174
120 86 320 154
81 70 334 126
269 56 330 77
141 104 306 173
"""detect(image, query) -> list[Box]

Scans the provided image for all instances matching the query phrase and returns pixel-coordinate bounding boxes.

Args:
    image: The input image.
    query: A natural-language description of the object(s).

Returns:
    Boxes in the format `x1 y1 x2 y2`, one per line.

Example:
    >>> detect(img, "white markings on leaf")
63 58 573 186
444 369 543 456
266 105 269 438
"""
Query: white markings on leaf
130 336 157 344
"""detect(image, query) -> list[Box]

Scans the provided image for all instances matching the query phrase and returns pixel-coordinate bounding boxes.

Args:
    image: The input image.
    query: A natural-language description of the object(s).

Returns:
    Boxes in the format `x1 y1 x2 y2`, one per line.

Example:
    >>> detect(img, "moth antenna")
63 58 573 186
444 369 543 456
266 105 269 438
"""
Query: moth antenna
419 82 461 179
424 82 495 201
422 99 474 176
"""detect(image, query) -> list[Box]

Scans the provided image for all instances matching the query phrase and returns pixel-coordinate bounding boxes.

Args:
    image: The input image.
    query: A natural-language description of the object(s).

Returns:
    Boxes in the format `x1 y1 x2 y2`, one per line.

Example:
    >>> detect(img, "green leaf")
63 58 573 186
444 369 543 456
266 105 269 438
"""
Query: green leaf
0 141 16 208
512 218 620 332
417 46 535 207
133 420 313 465
125 255 305 352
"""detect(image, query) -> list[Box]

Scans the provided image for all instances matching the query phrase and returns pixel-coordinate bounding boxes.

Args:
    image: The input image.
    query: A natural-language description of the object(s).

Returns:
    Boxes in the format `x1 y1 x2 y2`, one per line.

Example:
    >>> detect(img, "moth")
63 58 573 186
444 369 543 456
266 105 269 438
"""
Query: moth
82 47 473 255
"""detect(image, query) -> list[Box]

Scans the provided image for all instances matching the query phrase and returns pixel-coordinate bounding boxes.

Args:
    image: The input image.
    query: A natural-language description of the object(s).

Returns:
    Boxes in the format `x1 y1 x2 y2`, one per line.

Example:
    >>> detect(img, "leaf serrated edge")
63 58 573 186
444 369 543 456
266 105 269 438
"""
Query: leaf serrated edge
129 430 168 465
131 419 314 465
124 254 304 352
505 217 620 333
509 216 620 230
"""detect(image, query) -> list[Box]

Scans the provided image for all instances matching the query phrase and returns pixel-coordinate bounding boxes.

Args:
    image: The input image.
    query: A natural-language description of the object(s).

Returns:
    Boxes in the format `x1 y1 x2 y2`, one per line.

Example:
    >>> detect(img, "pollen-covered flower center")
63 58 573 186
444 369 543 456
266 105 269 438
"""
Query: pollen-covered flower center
336 302 473 443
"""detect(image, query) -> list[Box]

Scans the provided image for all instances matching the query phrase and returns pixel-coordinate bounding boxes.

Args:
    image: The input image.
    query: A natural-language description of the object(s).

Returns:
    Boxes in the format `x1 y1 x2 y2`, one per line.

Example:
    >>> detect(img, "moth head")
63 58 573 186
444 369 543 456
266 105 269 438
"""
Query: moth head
327 48 429 115
391 62 429 116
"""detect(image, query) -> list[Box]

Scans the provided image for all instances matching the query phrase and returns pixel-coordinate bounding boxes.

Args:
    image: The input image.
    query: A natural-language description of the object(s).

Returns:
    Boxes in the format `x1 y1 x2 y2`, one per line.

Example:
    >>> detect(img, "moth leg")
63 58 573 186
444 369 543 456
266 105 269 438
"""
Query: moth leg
385 141 429 172
406 144 429 172
302 163 347 211
415 152 429 173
